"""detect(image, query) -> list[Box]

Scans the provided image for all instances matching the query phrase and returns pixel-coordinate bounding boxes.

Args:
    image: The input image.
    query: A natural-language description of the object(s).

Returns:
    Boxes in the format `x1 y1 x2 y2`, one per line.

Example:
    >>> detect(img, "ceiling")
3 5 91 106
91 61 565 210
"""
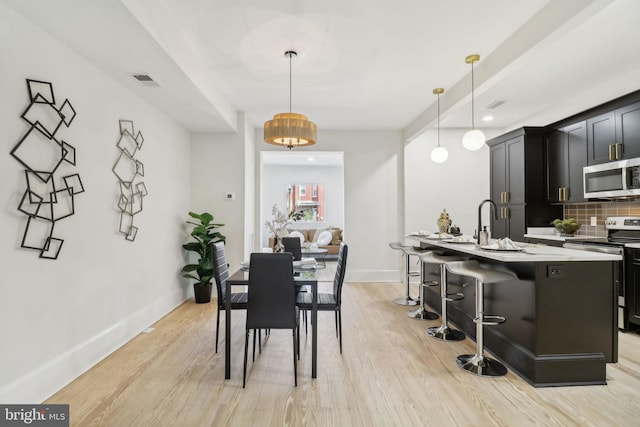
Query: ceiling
5 0 640 141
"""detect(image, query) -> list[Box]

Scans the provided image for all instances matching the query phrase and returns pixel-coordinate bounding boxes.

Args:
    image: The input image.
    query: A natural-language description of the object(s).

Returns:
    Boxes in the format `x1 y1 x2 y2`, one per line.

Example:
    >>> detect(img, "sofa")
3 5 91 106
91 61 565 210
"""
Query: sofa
269 227 343 255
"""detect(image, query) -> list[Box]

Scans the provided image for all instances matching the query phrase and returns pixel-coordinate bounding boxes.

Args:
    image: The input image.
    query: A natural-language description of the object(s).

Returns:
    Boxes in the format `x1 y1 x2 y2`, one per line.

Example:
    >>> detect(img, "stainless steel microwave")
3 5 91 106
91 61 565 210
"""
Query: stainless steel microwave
583 158 640 198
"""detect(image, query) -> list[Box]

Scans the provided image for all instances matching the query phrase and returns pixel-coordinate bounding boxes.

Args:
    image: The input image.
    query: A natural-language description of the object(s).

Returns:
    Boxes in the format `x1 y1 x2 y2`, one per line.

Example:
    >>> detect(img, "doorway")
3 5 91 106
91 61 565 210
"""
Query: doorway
260 151 345 249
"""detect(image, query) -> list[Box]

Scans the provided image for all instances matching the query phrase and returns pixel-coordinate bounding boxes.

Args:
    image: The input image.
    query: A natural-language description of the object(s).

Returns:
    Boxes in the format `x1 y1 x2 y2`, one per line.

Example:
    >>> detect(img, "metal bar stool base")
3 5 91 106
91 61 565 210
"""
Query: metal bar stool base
394 296 418 306
407 307 439 320
456 354 507 377
427 325 465 341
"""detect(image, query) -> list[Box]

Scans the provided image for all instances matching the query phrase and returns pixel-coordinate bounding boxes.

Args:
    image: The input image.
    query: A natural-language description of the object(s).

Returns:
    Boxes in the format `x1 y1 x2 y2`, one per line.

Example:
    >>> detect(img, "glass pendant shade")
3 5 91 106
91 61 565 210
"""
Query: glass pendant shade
431 146 449 163
462 129 486 151
462 54 485 151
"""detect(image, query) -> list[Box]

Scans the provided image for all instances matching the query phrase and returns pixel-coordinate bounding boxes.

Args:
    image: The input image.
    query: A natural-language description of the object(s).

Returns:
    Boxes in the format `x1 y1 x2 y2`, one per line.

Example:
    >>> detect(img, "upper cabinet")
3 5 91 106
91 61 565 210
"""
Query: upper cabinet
488 128 562 242
546 121 587 203
587 101 640 165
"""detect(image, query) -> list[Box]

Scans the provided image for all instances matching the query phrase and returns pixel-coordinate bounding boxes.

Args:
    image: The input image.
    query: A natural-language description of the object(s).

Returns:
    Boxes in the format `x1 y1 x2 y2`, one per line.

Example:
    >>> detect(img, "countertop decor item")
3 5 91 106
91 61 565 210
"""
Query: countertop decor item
552 218 581 236
263 51 317 149
182 211 226 303
437 209 452 234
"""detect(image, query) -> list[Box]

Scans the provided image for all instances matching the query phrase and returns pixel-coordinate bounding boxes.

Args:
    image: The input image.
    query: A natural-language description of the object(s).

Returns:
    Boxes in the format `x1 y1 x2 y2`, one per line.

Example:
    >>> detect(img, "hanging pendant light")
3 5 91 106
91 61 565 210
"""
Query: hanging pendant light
462 54 486 151
430 87 448 163
264 51 317 149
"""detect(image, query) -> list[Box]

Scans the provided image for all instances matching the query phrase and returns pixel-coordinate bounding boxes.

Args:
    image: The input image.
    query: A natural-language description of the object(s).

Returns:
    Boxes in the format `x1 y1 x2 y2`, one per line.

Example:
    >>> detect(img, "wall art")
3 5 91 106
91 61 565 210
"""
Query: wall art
10 79 84 260
113 119 147 241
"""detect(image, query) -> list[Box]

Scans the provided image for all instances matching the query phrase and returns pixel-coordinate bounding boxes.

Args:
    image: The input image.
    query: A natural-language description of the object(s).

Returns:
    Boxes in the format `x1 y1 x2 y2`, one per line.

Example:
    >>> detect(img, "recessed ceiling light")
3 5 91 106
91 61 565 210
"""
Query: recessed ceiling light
308 157 315 162
482 115 494 122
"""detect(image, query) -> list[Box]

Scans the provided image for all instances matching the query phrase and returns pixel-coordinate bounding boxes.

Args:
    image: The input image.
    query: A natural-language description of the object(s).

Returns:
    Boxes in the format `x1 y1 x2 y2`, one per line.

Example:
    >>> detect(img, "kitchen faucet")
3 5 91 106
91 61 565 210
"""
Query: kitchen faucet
477 199 498 244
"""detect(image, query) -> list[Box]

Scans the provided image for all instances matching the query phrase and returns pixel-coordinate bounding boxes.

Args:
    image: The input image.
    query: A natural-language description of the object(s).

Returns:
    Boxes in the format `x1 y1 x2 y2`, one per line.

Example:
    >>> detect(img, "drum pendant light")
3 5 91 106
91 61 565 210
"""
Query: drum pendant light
462 54 486 151
264 51 317 149
430 87 448 163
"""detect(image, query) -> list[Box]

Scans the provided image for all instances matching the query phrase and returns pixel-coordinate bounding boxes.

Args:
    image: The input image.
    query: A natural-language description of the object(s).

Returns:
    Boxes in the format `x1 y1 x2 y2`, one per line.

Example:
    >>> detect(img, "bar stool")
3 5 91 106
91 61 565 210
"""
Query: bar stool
445 260 516 377
420 252 467 340
407 251 439 320
389 242 422 306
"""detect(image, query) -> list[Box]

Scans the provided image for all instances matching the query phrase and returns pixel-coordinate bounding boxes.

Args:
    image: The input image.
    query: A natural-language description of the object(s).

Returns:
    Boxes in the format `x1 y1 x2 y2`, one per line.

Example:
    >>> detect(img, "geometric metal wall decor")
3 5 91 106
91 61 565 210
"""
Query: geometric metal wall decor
10 79 84 259
113 119 148 241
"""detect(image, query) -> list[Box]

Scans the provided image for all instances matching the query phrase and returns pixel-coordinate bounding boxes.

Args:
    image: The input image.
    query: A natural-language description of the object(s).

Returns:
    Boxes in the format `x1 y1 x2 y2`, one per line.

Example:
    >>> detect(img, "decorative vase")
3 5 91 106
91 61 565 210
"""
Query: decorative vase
193 283 212 304
436 209 452 234
274 237 285 253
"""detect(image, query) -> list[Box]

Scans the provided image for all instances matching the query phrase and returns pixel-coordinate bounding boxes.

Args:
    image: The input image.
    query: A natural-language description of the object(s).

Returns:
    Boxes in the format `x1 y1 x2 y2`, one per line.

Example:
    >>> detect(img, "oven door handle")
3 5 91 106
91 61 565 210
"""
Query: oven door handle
562 242 624 255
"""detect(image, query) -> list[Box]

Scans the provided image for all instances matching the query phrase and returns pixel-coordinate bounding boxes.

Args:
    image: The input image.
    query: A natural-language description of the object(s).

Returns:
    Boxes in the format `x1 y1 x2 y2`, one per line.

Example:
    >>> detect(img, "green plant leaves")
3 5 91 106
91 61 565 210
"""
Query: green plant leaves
182 211 225 286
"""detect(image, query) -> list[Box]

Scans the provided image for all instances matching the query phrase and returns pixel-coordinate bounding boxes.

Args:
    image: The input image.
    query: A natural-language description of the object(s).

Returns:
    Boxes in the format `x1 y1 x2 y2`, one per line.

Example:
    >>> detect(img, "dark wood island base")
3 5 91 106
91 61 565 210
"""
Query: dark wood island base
418 245 618 387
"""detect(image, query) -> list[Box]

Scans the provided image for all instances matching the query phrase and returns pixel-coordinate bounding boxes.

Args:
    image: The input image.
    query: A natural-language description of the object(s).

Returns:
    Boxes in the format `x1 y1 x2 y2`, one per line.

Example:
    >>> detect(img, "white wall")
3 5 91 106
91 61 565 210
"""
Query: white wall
0 4 191 403
261 162 344 246
405 129 491 238
190 114 251 270
256 130 404 282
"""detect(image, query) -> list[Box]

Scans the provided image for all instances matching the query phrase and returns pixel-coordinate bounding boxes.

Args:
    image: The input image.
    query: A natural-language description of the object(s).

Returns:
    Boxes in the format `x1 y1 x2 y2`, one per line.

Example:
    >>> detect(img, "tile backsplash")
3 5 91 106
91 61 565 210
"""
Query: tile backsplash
564 200 640 238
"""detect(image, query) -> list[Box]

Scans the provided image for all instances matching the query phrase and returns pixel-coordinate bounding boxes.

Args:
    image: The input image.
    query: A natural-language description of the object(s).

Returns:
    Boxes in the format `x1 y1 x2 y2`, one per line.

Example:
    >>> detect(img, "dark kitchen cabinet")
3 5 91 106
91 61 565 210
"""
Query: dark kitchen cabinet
546 121 587 203
488 128 561 241
491 204 526 242
587 101 640 165
616 101 640 159
626 248 640 330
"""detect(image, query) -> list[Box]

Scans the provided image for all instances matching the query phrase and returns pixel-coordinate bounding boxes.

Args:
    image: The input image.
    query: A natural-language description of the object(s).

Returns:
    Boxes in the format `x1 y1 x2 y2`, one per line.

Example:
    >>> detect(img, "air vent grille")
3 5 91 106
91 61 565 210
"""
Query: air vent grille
131 74 161 87
483 100 505 110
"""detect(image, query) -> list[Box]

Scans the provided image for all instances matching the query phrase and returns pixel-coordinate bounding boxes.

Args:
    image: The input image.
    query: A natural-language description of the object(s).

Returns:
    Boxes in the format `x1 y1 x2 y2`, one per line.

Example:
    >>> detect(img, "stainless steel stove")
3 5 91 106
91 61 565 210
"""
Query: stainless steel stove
564 216 640 331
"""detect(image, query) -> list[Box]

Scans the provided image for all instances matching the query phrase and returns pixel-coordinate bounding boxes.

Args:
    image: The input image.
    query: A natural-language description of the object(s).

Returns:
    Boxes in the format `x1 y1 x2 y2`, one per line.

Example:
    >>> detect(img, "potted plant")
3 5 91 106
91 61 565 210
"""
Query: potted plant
181 211 225 303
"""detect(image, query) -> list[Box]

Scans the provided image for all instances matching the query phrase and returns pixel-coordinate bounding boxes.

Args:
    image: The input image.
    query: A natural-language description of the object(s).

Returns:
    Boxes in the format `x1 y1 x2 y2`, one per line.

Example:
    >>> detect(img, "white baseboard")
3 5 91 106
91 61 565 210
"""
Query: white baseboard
0 289 187 404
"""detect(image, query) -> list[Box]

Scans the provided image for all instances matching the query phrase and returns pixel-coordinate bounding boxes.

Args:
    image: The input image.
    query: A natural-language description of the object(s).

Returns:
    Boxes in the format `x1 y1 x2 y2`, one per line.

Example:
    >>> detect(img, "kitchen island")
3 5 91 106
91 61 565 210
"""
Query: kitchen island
408 236 621 387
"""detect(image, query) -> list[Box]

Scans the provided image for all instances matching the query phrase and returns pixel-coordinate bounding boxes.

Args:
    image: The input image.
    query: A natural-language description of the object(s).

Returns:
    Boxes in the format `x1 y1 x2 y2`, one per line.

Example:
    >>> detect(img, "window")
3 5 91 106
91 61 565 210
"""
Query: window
287 184 324 222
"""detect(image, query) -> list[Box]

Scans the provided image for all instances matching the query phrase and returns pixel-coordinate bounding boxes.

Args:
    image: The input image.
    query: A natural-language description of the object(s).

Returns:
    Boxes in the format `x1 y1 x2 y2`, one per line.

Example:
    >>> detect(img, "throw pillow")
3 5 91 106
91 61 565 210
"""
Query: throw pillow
312 228 326 242
317 230 333 246
289 230 305 244
330 228 342 245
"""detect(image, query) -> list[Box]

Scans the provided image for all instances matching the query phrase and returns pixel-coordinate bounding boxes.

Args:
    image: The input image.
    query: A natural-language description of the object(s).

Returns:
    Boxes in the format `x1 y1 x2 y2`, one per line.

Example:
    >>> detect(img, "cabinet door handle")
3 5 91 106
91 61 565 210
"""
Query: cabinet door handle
616 143 622 159
558 188 563 201
565 187 569 200
559 187 568 201
609 144 614 160
500 191 506 203
504 207 510 219
505 192 510 203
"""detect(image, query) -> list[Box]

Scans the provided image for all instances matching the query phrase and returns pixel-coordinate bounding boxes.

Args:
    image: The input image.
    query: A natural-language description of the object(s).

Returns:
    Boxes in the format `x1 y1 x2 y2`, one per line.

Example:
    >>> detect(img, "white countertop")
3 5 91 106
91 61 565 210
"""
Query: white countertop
406 234 621 262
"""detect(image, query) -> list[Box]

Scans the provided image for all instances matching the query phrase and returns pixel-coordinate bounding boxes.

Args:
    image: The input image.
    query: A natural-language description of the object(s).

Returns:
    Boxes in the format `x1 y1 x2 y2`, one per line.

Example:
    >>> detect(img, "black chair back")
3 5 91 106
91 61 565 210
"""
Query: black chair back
211 241 229 306
333 242 348 305
247 253 296 330
282 237 302 261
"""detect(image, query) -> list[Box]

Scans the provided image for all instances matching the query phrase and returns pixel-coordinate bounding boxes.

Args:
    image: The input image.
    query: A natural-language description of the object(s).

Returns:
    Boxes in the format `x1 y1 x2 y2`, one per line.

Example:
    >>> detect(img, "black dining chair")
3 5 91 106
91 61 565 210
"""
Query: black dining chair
297 242 348 353
211 241 248 353
282 236 302 261
243 252 300 387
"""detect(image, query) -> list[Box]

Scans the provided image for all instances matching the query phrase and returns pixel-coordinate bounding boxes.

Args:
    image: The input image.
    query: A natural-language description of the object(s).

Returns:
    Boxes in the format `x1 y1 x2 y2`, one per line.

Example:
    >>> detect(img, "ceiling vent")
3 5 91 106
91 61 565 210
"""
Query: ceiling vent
131 73 161 87
483 99 506 110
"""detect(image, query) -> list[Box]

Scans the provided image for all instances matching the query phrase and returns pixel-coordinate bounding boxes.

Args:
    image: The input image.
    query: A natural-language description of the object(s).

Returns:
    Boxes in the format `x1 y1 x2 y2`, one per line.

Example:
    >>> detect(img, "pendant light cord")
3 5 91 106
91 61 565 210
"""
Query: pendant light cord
437 92 441 147
471 61 475 130
289 52 292 114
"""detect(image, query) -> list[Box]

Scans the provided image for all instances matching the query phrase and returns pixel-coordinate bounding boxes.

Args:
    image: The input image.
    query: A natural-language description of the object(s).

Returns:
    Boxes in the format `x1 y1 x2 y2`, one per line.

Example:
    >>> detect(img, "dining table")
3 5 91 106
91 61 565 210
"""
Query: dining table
224 267 318 379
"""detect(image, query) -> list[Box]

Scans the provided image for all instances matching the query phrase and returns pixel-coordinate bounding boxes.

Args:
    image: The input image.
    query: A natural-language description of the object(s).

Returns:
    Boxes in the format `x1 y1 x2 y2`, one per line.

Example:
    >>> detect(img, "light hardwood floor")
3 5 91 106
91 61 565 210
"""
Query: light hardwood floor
47 265 640 426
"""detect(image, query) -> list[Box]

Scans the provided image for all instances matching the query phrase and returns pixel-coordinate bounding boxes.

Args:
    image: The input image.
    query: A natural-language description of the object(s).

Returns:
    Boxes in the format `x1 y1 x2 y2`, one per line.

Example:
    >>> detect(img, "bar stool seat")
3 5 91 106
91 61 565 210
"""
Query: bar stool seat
446 260 516 377
389 242 423 306
420 252 467 340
